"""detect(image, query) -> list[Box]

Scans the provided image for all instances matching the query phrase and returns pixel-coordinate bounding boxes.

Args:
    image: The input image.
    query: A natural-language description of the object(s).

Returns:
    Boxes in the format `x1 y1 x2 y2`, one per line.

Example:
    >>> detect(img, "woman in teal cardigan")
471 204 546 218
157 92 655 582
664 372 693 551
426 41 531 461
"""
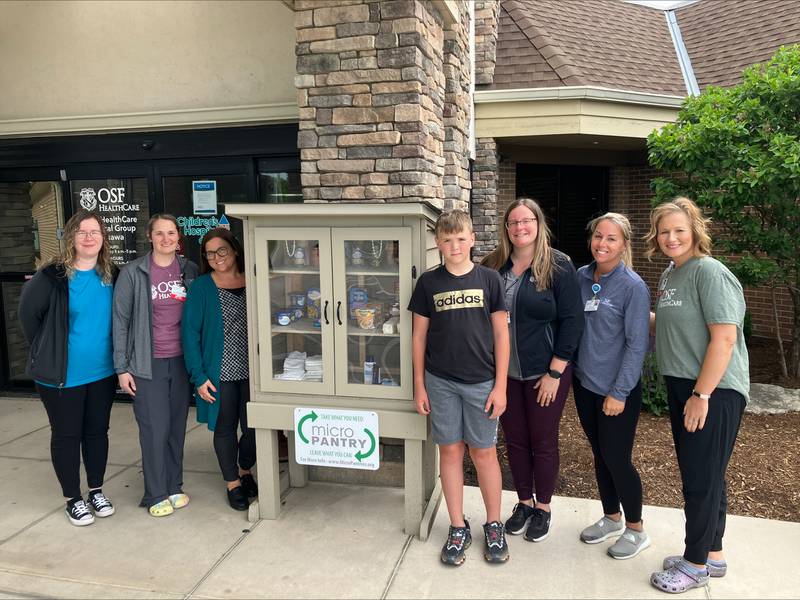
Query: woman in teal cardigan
182 228 256 511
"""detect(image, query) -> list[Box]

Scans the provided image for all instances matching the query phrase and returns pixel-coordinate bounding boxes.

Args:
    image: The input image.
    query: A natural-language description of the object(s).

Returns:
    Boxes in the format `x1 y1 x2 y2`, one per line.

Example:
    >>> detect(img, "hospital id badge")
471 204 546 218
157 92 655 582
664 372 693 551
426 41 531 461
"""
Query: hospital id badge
584 298 599 312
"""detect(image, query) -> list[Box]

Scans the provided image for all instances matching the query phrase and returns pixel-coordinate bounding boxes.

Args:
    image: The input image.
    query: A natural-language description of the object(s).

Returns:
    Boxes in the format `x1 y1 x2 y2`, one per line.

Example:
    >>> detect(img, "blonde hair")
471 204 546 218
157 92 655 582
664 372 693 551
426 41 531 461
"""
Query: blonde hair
645 196 713 260
481 198 558 291
52 209 114 283
435 209 473 237
587 212 634 268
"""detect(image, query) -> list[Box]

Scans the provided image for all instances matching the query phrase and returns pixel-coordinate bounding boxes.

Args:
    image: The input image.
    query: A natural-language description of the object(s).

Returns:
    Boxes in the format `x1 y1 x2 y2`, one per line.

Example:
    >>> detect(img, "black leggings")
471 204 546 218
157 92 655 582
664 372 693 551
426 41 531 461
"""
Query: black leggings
37 375 116 499
573 375 643 524
214 379 256 482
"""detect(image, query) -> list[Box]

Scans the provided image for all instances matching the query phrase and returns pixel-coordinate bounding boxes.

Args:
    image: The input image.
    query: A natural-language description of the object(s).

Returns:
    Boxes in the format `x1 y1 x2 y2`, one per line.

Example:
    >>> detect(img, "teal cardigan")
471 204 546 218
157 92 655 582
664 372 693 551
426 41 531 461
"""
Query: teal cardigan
181 273 225 431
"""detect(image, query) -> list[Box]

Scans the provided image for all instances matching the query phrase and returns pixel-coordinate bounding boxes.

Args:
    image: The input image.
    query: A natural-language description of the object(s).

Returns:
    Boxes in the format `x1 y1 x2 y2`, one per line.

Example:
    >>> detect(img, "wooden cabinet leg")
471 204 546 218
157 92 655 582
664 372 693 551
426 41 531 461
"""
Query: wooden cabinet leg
255 428 280 519
286 430 307 487
404 439 424 537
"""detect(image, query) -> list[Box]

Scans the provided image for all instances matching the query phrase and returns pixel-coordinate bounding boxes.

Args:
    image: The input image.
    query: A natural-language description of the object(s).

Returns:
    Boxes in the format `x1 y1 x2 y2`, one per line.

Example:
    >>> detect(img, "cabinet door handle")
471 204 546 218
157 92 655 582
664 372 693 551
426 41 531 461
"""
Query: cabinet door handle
336 301 342 325
323 300 330 325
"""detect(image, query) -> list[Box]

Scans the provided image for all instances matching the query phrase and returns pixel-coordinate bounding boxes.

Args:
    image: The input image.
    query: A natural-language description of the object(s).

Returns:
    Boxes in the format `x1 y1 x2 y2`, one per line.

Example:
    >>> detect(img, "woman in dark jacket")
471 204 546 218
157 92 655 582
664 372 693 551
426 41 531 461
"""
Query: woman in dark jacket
482 197 583 543
182 228 256 511
19 209 118 527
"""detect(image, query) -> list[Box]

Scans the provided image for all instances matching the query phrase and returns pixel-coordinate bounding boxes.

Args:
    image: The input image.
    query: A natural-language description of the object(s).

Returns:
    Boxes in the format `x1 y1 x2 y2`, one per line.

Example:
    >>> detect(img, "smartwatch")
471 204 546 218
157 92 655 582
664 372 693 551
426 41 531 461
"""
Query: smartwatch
547 368 563 380
691 389 711 401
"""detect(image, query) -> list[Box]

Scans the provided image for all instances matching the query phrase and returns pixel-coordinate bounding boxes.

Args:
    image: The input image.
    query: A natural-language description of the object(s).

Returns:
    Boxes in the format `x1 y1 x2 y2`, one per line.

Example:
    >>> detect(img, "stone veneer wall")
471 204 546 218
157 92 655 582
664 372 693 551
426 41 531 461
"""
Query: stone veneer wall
295 0 471 209
474 0 499 85
472 137 498 256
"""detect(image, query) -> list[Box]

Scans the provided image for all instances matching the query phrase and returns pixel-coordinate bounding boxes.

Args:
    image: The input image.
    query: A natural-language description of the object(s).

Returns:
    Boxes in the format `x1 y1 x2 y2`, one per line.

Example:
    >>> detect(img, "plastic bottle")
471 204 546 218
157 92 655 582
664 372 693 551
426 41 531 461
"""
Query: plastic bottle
364 355 376 385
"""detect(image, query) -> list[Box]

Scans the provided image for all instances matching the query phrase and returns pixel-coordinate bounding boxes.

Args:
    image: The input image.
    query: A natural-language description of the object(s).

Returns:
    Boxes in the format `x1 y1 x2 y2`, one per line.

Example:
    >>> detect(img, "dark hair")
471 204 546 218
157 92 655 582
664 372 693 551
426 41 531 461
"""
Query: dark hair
199 228 245 275
147 213 179 236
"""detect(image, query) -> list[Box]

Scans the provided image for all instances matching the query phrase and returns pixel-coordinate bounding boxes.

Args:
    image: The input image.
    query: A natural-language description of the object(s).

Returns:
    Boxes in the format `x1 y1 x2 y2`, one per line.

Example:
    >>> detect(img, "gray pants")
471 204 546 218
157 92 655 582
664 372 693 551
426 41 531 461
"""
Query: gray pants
133 356 191 507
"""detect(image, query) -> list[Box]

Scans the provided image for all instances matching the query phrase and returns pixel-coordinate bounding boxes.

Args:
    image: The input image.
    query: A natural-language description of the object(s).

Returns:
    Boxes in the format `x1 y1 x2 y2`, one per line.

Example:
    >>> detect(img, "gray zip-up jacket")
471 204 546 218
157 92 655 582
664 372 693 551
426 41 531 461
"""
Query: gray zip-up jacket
112 253 198 380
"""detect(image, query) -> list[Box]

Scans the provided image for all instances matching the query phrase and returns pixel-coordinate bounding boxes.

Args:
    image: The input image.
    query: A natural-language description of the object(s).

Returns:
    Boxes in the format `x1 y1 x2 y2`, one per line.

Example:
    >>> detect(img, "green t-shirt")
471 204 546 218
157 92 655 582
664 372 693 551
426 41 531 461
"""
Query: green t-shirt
655 256 750 401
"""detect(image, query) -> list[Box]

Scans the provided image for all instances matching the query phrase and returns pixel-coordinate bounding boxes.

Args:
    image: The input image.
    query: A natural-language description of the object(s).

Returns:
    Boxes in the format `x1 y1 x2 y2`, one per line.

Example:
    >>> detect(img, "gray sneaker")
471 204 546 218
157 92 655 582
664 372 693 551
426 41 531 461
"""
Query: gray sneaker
607 528 651 560
580 516 624 544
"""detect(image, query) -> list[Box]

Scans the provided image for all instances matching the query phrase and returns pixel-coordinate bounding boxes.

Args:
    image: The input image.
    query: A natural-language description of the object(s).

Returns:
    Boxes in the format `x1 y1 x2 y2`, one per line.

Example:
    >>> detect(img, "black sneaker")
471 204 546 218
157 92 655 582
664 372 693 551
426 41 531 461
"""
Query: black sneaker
227 485 250 511
441 520 472 566
483 521 509 563
87 489 115 518
524 507 551 542
505 502 535 535
240 473 258 499
65 498 94 527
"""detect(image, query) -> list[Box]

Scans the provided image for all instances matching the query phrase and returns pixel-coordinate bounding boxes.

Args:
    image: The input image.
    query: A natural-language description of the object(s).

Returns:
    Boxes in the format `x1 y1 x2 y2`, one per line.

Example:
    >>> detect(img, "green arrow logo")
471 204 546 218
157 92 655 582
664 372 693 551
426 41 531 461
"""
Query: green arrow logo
297 410 318 444
355 428 376 462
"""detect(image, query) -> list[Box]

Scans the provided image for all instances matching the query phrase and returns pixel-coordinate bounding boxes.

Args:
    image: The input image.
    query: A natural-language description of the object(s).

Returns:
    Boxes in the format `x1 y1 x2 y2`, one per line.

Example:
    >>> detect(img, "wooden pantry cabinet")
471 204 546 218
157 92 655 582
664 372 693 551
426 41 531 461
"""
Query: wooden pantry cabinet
224 202 442 538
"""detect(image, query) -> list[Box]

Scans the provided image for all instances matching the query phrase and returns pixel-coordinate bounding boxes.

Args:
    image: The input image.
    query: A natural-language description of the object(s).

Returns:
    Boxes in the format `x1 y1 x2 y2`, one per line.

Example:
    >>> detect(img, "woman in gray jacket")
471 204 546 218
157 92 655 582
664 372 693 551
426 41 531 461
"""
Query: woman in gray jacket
113 214 198 517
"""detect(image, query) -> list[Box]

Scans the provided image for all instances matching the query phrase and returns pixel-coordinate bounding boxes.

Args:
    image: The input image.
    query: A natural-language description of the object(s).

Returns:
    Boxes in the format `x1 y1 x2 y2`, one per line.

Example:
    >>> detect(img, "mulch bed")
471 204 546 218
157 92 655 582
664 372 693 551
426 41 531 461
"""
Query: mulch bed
465 337 800 523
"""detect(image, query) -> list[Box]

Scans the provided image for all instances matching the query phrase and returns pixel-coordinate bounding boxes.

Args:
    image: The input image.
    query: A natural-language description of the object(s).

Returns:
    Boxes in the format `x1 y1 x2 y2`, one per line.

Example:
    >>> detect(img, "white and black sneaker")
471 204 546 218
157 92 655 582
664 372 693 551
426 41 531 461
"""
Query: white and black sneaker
87 489 115 518
66 498 95 527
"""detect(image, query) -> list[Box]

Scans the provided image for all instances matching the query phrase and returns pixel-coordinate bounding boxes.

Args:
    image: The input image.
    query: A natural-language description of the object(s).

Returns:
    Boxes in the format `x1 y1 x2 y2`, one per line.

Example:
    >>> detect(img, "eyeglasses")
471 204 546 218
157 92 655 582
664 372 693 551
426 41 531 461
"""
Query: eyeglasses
505 218 537 229
204 247 231 259
76 230 102 239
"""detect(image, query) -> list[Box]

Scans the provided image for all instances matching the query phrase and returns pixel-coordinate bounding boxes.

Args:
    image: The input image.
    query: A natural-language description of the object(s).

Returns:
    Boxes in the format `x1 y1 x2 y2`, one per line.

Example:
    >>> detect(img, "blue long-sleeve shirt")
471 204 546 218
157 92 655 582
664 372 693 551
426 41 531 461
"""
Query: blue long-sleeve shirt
573 261 650 402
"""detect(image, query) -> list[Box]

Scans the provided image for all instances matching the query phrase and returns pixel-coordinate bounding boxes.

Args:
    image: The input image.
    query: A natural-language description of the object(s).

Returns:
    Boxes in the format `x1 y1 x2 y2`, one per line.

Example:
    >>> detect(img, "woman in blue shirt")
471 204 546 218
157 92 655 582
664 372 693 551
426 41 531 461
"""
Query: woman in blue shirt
19 209 118 527
572 213 651 559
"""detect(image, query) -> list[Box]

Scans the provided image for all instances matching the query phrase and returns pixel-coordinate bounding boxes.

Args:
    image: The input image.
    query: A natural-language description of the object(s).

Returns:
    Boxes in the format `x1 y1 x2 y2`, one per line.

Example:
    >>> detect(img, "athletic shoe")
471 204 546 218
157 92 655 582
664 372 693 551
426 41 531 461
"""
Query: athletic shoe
663 555 727 577
66 498 94 527
227 486 250 511
87 489 115 518
483 521 510 563
441 521 472 566
149 499 174 517
524 507 551 542
505 503 535 535
168 493 190 509
580 515 624 544
240 474 258 499
607 528 651 560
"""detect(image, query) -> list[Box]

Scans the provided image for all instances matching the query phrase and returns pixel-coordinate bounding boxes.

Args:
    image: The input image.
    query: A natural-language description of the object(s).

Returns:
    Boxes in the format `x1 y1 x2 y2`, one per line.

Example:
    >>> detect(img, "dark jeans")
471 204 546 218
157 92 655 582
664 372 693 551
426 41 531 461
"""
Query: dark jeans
573 375 643 523
499 365 572 504
37 375 116 499
664 376 745 565
132 356 191 507
214 379 256 482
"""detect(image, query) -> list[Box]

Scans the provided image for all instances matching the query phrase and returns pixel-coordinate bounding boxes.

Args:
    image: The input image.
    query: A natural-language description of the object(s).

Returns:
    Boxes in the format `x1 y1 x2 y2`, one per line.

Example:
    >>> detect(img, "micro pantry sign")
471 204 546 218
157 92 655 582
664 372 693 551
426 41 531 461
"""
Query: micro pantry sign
293 408 379 470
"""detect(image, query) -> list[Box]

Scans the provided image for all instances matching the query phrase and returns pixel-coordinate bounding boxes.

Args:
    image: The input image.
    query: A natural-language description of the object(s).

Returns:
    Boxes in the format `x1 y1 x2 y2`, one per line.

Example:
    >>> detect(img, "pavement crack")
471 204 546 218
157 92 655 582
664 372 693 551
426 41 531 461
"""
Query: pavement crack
381 534 414 600
0 425 50 448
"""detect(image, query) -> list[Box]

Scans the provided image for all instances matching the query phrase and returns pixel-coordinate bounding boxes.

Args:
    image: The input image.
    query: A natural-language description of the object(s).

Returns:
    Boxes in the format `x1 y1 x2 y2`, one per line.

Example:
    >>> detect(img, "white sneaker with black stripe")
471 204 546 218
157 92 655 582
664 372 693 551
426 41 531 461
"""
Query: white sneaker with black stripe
66 498 95 526
87 490 115 518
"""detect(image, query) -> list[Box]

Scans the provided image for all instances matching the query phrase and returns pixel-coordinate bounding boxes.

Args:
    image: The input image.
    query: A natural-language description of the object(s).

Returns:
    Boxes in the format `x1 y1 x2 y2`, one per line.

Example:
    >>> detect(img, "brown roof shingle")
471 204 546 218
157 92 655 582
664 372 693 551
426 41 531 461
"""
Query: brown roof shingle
676 0 800 90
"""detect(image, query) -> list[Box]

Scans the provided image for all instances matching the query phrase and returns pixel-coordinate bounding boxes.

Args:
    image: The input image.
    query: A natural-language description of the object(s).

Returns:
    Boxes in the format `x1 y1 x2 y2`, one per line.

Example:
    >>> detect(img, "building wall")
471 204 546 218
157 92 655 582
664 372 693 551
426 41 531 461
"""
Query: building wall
0 0 297 135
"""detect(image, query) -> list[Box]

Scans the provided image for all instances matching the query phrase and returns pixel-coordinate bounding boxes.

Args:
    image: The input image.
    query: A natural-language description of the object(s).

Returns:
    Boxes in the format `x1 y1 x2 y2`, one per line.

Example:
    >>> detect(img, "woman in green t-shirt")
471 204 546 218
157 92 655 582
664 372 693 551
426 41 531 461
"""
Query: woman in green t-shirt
645 197 749 594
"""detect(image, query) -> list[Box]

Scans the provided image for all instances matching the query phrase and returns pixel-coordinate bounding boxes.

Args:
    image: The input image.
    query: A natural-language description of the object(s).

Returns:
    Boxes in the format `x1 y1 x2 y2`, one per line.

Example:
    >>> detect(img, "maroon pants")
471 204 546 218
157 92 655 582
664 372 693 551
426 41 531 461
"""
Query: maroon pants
500 365 572 504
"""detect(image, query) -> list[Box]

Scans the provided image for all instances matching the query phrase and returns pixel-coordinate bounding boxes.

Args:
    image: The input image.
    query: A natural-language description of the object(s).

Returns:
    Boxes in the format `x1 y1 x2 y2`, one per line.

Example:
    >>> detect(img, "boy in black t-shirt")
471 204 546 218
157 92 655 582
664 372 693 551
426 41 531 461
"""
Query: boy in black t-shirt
408 209 510 565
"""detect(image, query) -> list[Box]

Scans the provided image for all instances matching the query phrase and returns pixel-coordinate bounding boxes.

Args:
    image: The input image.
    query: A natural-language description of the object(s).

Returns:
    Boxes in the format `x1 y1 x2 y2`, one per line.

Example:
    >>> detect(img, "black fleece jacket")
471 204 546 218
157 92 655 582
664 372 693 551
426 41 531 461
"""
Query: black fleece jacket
499 250 584 378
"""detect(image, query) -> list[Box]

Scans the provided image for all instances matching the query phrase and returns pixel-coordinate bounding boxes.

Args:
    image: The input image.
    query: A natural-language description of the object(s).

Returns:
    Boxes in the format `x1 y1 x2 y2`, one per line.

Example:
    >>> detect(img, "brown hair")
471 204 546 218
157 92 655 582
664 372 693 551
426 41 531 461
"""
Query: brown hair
644 196 713 260
587 212 634 268
434 209 473 237
147 213 179 236
481 197 558 291
200 228 245 275
53 209 114 283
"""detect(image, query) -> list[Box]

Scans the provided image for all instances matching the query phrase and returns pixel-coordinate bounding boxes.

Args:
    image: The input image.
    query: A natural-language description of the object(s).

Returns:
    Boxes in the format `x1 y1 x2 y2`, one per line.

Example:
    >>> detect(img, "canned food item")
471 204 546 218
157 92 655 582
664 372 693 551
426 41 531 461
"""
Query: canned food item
306 287 321 321
276 310 293 326
289 292 306 307
293 307 305 321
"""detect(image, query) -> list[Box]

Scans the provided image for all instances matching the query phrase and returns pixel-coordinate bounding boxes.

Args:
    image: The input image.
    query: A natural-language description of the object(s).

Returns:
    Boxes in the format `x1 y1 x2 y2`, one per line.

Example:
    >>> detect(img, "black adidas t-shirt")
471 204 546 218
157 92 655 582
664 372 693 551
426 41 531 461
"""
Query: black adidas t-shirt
408 264 506 384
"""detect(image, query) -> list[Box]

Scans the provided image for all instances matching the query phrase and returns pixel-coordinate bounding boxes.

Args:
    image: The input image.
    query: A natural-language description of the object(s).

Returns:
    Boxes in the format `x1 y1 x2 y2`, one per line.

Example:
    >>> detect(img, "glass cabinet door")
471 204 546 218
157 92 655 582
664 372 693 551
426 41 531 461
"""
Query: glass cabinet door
253 228 334 394
331 228 412 400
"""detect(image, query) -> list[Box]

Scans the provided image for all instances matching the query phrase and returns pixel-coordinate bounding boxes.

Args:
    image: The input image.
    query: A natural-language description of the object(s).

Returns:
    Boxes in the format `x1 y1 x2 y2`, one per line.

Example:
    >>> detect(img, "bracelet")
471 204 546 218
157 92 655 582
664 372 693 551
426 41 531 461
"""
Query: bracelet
691 389 711 401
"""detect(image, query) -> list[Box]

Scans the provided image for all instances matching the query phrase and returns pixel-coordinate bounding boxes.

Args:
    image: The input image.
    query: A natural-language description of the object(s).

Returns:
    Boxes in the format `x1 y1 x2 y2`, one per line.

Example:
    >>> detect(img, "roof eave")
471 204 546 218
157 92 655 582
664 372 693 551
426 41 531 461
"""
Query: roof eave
475 85 685 109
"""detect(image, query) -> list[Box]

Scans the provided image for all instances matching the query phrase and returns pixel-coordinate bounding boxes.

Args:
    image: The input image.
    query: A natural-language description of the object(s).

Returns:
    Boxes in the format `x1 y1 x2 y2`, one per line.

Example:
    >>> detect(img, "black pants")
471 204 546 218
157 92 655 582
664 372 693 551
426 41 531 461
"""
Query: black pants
37 375 116 499
573 375 643 523
214 379 256 482
665 376 745 565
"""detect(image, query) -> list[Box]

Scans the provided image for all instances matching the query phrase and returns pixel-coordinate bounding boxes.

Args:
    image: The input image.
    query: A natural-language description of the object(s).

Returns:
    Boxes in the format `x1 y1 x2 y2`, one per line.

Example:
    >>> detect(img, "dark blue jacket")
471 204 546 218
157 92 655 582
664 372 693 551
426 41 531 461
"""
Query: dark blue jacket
499 251 584 378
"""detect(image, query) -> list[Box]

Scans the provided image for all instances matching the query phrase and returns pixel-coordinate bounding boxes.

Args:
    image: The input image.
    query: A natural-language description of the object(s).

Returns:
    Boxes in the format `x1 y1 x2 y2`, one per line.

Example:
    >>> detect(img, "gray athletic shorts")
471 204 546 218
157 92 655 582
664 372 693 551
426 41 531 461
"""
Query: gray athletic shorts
424 370 498 449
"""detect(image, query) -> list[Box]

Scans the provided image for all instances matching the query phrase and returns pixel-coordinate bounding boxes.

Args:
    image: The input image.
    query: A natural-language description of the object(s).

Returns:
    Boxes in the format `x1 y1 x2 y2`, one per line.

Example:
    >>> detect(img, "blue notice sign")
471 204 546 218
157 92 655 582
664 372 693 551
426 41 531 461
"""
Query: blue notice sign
192 180 218 215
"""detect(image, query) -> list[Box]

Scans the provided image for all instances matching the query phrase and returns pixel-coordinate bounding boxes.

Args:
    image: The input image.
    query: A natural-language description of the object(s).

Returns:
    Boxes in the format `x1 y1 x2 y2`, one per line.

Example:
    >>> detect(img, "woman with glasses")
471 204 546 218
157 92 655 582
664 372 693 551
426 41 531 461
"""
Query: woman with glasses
481 198 583 543
113 214 199 518
19 209 118 526
182 228 257 511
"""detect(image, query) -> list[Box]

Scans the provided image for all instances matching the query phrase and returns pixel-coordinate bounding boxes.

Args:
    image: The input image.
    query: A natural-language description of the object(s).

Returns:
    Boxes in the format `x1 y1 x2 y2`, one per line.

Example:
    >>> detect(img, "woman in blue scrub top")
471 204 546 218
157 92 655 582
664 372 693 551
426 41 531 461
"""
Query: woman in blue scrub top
19 209 118 527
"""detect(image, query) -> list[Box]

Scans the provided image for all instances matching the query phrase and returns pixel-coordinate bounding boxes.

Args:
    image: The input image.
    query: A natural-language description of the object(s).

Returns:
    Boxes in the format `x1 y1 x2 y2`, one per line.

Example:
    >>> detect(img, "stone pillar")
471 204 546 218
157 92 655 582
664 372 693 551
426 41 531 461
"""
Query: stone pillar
472 137 499 257
295 0 459 207
474 0 499 86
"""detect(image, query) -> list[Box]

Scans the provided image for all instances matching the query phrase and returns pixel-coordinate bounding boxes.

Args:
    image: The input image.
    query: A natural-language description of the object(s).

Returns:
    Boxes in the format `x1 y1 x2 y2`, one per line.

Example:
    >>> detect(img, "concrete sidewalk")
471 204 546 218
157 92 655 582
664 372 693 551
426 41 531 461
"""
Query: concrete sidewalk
0 396 797 599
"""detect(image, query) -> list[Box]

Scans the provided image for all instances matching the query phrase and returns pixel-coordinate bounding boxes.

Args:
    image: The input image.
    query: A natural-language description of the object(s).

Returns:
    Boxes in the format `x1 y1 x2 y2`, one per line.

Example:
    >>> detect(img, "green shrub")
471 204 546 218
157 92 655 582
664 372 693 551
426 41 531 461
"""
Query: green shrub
641 352 668 417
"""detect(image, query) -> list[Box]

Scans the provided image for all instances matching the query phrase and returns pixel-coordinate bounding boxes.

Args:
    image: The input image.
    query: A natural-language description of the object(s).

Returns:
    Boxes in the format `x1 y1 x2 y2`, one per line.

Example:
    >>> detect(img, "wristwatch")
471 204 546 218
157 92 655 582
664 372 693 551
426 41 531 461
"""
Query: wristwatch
547 368 563 379
692 389 711 400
